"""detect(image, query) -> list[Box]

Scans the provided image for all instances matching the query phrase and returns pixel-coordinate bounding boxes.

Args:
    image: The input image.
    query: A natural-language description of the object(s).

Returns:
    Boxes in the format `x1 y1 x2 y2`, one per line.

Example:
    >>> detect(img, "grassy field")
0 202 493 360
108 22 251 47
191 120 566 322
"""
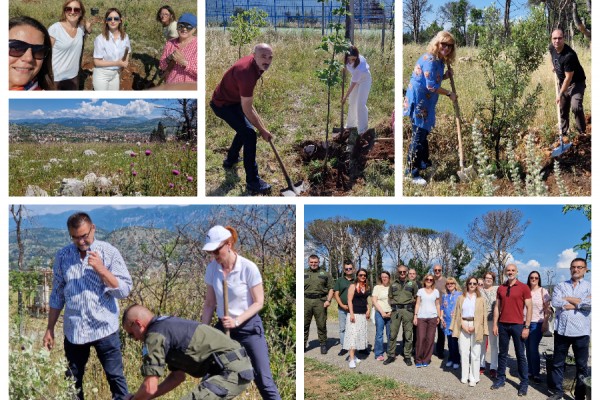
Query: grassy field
402 43 591 196
205 28 395 196
9 142 197 196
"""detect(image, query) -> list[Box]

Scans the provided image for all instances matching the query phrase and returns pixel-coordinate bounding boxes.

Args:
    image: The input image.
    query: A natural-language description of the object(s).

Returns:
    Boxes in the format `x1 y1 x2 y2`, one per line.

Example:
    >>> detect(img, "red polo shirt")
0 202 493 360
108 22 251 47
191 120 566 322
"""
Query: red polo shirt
496 279 531 324
211 55 263 107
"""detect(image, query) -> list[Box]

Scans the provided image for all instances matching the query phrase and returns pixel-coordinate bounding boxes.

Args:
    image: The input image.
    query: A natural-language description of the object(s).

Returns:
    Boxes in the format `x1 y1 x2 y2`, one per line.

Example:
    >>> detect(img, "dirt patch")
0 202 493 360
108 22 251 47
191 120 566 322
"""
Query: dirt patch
80 52 161 91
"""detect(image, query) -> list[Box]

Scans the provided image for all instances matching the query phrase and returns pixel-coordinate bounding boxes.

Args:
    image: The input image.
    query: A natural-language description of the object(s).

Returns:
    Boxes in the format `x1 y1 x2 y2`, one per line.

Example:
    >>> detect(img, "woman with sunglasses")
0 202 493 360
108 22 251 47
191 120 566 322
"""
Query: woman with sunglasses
403 30 458 186
525 270 550 384
345 268 371 368
48 0 91 90
480 271 499 377
450 277 488 387
92 8 131 91
201 225 281 400
9 17 54 90
159 13 197 85
156 5 178 41
372 271 392 361
413 274 441 367
440 276 461 369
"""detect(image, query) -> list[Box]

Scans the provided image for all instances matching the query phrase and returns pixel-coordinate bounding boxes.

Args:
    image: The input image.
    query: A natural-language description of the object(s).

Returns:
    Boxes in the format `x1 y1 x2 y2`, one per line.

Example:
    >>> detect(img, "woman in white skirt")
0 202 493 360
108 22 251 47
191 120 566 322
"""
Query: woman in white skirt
342 45 372 139
92 8 130 90
344 268 371 368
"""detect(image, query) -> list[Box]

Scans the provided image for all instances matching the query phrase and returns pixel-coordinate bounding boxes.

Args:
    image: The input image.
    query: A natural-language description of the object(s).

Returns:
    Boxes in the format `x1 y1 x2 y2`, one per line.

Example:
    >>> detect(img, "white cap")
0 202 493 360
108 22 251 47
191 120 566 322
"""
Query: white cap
202 225 232 251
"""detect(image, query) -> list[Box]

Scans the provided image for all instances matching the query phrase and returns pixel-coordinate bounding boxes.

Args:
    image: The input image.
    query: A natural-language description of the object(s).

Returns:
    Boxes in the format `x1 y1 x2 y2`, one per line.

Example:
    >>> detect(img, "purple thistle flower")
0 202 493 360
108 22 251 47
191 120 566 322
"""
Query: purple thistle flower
187 176 194 182
130 152 137 157
169 183 174 188
145 149 152 156
132 170 138 176
130 162 135 167
172 169 180 176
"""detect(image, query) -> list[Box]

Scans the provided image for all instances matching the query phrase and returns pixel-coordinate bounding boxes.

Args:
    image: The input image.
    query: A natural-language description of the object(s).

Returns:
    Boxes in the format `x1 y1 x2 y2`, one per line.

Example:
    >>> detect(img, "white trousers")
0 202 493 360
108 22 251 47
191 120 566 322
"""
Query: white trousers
346 77 372 134
93 68 121 91
458 321 482 384
480 319 498 369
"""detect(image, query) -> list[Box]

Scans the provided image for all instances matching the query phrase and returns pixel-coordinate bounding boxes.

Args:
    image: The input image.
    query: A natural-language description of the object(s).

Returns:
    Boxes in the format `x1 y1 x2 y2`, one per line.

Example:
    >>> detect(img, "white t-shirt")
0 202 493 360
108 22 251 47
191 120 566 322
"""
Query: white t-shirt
416 288 440 318
93 32 131 71
347 55 371 83
48 22 85 81
372 284 391 313
163 21 179 40
204 254 263 318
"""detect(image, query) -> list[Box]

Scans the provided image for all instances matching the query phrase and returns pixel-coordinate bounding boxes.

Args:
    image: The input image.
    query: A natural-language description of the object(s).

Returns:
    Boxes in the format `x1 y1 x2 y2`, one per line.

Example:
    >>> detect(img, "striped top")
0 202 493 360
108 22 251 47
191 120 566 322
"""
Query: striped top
49 240 132 344
552 279 591 337
159 37 197 83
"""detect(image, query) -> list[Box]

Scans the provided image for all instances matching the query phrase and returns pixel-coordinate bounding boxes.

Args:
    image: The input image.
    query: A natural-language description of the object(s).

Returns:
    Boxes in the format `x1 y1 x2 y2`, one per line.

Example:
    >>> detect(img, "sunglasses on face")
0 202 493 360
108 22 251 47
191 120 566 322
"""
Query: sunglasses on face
399 271 407 274
441 42 454 49
9 39 49 60
64 6 81 14
468 282 478 286
530 276 539 280
210 244 226 255
106 16 121 22
358 274 366 277
571 265 586 270
177 23 194 31
434 269 441 272
425 278 433 282
344 267 353 271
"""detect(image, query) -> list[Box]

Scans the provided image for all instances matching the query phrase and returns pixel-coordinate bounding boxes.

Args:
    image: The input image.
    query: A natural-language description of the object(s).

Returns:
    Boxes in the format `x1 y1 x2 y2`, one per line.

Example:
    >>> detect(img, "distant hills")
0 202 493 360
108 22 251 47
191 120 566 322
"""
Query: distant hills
9 116 169 132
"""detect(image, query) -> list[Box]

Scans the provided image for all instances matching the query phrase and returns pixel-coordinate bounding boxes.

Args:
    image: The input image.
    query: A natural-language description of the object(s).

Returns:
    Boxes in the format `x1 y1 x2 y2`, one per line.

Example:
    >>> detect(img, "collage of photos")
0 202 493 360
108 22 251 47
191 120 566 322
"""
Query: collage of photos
4 1 593 400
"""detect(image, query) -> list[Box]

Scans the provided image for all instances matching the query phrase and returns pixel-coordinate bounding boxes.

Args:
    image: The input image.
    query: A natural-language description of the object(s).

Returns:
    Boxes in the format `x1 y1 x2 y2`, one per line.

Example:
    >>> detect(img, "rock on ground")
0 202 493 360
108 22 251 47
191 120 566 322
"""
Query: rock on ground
59 178 85 196
25 185 48 196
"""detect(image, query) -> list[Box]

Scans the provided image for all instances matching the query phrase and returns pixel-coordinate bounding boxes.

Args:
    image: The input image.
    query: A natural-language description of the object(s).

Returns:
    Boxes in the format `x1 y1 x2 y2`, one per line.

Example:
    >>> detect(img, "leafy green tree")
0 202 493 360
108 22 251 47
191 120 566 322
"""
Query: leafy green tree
440 0 471 45
449 240 472 278
563 205 591 260
228 8 269 59
420 20 444 43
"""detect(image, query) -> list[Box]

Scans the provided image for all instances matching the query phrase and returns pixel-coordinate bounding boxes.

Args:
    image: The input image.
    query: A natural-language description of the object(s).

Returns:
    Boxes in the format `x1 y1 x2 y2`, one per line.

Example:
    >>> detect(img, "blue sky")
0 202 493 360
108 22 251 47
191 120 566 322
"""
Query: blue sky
13 205 168 215
418 0 531 28
305 205 591 283
9 99 173 120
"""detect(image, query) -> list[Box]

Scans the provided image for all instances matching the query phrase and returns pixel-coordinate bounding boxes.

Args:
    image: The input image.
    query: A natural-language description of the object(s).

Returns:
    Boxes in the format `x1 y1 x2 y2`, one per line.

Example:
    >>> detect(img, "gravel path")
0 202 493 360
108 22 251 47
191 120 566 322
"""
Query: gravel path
305 320 577 400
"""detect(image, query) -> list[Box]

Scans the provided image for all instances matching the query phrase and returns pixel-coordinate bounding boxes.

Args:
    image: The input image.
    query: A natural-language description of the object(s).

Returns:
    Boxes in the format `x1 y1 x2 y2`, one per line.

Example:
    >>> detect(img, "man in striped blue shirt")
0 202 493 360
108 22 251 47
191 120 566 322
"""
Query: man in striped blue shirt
547 257 591 400
43 212 133 400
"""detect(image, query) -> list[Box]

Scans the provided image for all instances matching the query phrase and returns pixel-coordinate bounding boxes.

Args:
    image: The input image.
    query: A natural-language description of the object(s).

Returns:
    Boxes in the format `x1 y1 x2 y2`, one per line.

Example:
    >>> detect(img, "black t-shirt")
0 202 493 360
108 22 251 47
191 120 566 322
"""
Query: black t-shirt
548 43 586 85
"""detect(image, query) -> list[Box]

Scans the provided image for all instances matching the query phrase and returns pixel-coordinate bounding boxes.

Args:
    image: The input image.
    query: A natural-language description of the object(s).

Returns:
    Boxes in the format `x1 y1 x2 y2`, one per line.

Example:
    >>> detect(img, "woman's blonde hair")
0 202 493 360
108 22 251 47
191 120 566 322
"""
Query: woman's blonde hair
426 30 457 64
445 276 458 290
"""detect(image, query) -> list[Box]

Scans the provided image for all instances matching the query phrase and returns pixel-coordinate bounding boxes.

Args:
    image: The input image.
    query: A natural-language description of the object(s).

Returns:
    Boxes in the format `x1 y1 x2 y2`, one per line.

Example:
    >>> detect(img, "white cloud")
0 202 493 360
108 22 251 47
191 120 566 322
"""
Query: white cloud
31 109 45 116
56 100 157 119
556 248 578 269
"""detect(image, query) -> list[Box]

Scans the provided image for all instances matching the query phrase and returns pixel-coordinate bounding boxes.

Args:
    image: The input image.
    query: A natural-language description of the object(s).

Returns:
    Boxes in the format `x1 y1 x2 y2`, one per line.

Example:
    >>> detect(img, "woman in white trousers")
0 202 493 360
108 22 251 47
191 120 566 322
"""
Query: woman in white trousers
342 45 372 136
480 271 499 377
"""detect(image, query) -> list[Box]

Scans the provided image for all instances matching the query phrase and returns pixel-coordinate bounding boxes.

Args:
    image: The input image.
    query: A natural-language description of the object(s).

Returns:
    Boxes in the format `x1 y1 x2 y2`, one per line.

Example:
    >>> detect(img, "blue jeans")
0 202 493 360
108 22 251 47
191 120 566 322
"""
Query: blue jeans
525 322 543 377
497 323 528 390
210 101 260 184
374 311 391 358
447 335 460 363
407 125 430 178
551 333 589 400
64 331 128 400
338 308 348 347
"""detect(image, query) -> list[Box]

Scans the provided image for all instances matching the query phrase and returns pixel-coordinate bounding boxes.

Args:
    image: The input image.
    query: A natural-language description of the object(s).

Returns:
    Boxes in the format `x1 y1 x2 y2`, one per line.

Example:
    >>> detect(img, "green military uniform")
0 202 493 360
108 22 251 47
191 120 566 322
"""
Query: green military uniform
387 277 418 359
304 268 333 346
142 316 254 400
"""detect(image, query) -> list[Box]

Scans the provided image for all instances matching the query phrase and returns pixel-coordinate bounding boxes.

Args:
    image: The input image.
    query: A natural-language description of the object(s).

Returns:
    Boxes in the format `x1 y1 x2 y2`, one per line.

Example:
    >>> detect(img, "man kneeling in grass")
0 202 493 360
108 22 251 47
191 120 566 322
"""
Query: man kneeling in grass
123 304 254 400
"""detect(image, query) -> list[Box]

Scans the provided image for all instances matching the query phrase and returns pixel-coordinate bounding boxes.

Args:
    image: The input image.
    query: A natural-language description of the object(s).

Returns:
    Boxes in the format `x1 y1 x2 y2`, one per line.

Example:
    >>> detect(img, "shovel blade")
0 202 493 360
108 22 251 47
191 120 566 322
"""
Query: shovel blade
280 181 307 197
551 143 572 158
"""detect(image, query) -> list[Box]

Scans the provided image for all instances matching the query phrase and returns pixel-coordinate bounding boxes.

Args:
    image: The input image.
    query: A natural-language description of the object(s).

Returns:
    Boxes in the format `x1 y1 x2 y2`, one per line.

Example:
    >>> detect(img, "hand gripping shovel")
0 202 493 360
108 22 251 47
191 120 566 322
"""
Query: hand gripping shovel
551 74 572 158
447 64 476 182
268 140 306 196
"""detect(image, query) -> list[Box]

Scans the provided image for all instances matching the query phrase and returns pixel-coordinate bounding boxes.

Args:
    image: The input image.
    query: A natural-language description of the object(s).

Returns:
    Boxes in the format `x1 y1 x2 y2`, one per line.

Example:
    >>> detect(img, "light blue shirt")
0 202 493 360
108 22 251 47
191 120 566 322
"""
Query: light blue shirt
49 240 132 344
552 278 591 337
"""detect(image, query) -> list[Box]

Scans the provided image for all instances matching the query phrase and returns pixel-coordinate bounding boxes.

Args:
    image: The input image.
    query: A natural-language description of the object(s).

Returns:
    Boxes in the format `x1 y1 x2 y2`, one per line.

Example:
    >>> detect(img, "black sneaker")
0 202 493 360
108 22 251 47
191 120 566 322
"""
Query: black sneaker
491 382 505 390
546 394 563 400
320 345 327 355
223 156 242 169
403 357 413 366
246 179 271 195
518 388 528 396
338 349 348 356
382 356 395 365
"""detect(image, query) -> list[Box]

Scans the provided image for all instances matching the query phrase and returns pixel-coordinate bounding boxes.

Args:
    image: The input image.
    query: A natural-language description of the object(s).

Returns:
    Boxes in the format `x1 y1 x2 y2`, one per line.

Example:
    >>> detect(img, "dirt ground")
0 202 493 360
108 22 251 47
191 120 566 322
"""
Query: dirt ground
80 52 163 90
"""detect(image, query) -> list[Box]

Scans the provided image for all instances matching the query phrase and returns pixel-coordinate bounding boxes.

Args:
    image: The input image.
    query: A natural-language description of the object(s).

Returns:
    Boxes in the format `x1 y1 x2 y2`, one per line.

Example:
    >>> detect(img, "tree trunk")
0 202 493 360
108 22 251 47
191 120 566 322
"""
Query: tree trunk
504 0 511 39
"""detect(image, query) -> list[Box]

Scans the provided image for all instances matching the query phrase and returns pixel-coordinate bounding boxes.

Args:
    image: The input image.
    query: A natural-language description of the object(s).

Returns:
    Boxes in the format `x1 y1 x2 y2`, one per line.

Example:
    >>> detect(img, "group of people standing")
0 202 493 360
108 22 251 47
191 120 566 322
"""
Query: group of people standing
9 2 197 91
305 256 591 400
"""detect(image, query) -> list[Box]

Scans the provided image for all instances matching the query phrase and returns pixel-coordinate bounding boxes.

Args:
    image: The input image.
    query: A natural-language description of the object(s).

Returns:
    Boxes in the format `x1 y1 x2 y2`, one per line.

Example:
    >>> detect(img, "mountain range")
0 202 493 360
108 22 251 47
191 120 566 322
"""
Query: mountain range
9 117 170 132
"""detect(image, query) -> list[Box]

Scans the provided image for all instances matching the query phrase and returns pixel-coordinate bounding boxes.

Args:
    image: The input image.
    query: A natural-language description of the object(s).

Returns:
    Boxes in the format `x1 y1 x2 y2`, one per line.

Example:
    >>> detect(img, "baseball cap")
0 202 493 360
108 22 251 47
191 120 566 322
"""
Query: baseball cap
202 225 231 251
178 13 197 28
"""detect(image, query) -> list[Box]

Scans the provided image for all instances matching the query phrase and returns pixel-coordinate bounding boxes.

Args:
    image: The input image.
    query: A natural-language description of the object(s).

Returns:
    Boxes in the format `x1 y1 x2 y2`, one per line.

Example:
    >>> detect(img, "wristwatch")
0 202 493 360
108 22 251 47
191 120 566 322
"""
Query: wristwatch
446 91 452 97
523 325 530 329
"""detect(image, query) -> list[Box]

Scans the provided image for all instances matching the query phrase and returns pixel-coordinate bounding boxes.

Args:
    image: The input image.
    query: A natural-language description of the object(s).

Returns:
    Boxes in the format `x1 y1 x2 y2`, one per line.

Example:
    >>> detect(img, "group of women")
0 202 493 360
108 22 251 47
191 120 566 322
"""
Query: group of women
9 1 197 91
342 270 552 389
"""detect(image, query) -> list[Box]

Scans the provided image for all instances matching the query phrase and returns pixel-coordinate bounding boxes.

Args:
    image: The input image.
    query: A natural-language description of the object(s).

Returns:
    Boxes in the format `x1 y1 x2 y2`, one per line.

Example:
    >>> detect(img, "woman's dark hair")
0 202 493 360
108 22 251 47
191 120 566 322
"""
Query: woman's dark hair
60 0 86 24
344 45 360 68
378 270 391 284
354 268 370 291
102 8 126 41
527 271 542 289
9 16 55 90
156 5 176 23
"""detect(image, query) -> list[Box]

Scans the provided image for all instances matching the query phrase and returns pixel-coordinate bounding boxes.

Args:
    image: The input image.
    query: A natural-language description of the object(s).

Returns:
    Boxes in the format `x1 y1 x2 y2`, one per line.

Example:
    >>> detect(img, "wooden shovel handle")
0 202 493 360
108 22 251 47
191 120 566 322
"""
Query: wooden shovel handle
447 63 464 170
223 280 230 337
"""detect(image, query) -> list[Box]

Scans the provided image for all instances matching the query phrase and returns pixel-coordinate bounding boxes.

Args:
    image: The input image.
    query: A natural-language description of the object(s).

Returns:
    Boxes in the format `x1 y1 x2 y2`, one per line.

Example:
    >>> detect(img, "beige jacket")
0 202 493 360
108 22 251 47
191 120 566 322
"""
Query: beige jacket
450 295 489 342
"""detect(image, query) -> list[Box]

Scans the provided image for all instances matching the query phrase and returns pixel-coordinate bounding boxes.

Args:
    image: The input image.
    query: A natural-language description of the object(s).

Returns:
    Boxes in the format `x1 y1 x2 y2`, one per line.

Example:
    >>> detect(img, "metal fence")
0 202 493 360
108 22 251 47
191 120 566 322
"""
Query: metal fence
206 0 394 30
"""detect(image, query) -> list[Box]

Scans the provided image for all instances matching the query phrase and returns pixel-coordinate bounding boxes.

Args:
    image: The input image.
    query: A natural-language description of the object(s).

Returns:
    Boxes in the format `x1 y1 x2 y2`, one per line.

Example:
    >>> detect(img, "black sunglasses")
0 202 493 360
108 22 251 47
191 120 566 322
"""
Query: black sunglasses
9 40 49 60
177 23 194 31
106 16 121 22
64 6 81 14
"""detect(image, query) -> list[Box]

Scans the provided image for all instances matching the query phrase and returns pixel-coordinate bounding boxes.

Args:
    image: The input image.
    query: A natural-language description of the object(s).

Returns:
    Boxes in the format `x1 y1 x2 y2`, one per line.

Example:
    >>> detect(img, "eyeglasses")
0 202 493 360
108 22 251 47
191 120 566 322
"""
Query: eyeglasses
64 6 81 14
358 274 366 277
344 267 353 271
177 23 194 31
433 269 441 272
399 270 407 274
106 16 121 22
478 283 484 286
425 278 433 282
440 42 454 49
71 226 93 242
447 283 455 286
160 13 171 17
529 276 539 280
210 243 226 255
468 282 478 286
9 40 49 60
570 265 586 270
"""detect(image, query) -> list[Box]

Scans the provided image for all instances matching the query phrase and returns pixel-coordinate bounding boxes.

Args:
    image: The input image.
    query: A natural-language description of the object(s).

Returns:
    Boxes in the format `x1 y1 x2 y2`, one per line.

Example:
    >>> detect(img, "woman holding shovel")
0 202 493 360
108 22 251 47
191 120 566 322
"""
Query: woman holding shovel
342 45 372 142
201 225 282 400
404 31 458 185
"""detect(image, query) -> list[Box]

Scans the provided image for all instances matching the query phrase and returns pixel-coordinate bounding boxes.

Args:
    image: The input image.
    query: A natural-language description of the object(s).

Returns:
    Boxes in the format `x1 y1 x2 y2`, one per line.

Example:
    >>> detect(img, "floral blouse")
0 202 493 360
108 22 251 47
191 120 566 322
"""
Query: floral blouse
441 290 462 336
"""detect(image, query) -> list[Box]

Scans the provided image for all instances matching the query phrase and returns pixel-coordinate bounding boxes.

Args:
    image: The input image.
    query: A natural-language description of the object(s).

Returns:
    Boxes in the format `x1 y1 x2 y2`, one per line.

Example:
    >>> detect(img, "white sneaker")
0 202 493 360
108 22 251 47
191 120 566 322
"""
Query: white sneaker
412 177 427 185
354 357 361 364
446 361 453 367
453 363 460 369
349 359 356 369
469 381 476 387
461 379 467 384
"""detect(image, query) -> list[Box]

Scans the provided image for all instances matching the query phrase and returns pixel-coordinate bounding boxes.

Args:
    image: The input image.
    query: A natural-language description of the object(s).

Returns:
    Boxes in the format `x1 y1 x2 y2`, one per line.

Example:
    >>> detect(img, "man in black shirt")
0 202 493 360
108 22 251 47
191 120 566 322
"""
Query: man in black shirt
549 29 586 138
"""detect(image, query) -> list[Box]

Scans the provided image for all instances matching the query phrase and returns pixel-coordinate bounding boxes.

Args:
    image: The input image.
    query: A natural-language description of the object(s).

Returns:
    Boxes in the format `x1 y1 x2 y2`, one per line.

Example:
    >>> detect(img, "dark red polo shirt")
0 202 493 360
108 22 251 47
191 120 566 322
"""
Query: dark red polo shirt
496 279 531 324
211 55 263 107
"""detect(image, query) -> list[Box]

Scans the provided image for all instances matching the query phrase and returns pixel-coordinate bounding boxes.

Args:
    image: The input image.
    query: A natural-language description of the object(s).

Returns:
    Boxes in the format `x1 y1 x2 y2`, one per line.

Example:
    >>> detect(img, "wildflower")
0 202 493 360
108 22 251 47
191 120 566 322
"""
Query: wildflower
130 163 135 167
130 152 137 157
187 176 193 182
172 169 180 176
145 150 152 156
169 183 174 188
132 170 138 176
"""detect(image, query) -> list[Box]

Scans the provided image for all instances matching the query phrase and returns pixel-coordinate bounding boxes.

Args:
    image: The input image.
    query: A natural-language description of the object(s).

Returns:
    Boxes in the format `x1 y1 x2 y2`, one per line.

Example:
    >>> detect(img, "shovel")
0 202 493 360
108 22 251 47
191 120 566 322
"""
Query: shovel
447 63 476 181
551 74 572 158
223 280 230 337
268 140 306 196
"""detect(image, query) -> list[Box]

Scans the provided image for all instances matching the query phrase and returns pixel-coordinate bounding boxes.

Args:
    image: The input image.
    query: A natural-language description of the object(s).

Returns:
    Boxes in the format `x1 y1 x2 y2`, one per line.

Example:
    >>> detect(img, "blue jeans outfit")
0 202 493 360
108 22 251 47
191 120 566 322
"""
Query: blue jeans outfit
407 125 430 178
550 333 589 400
217 313 281 400
497 323 528 391
447 335 460 364
338 308 348 347
374 310 391 358
64 331 128 400
525 322 543 378
210 101 260 185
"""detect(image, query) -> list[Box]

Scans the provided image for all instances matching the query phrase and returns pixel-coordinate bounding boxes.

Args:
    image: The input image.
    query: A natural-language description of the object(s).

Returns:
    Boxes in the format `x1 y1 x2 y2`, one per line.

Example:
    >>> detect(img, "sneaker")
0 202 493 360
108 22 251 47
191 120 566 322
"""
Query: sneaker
469 381 476 387
223 156 242 169
491 382 505 390
532 376 542 384
349 359 356 369
404 357 413 366
518 388 527 396
546 394 563 400
246 178 271 195
453 363 459 369
446 361 453 368
489 369 497 378
461 379 467 384
416 363 422 368
338 349 348 356
354 357 361 365
376 355 385 361
320 345 327 355
422 362 429 367
383 357 395 365
412 176 427 185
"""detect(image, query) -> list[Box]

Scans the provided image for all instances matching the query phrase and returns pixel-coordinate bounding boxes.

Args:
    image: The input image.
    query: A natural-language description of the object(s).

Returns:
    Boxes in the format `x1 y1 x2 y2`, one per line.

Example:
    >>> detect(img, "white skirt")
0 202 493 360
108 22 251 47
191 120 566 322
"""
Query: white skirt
343 313 369 350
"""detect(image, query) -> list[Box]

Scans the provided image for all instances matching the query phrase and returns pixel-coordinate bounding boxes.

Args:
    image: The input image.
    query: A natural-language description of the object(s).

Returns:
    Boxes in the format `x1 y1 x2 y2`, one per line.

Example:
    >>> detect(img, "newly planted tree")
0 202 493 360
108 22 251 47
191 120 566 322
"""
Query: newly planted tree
228 8 269 59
